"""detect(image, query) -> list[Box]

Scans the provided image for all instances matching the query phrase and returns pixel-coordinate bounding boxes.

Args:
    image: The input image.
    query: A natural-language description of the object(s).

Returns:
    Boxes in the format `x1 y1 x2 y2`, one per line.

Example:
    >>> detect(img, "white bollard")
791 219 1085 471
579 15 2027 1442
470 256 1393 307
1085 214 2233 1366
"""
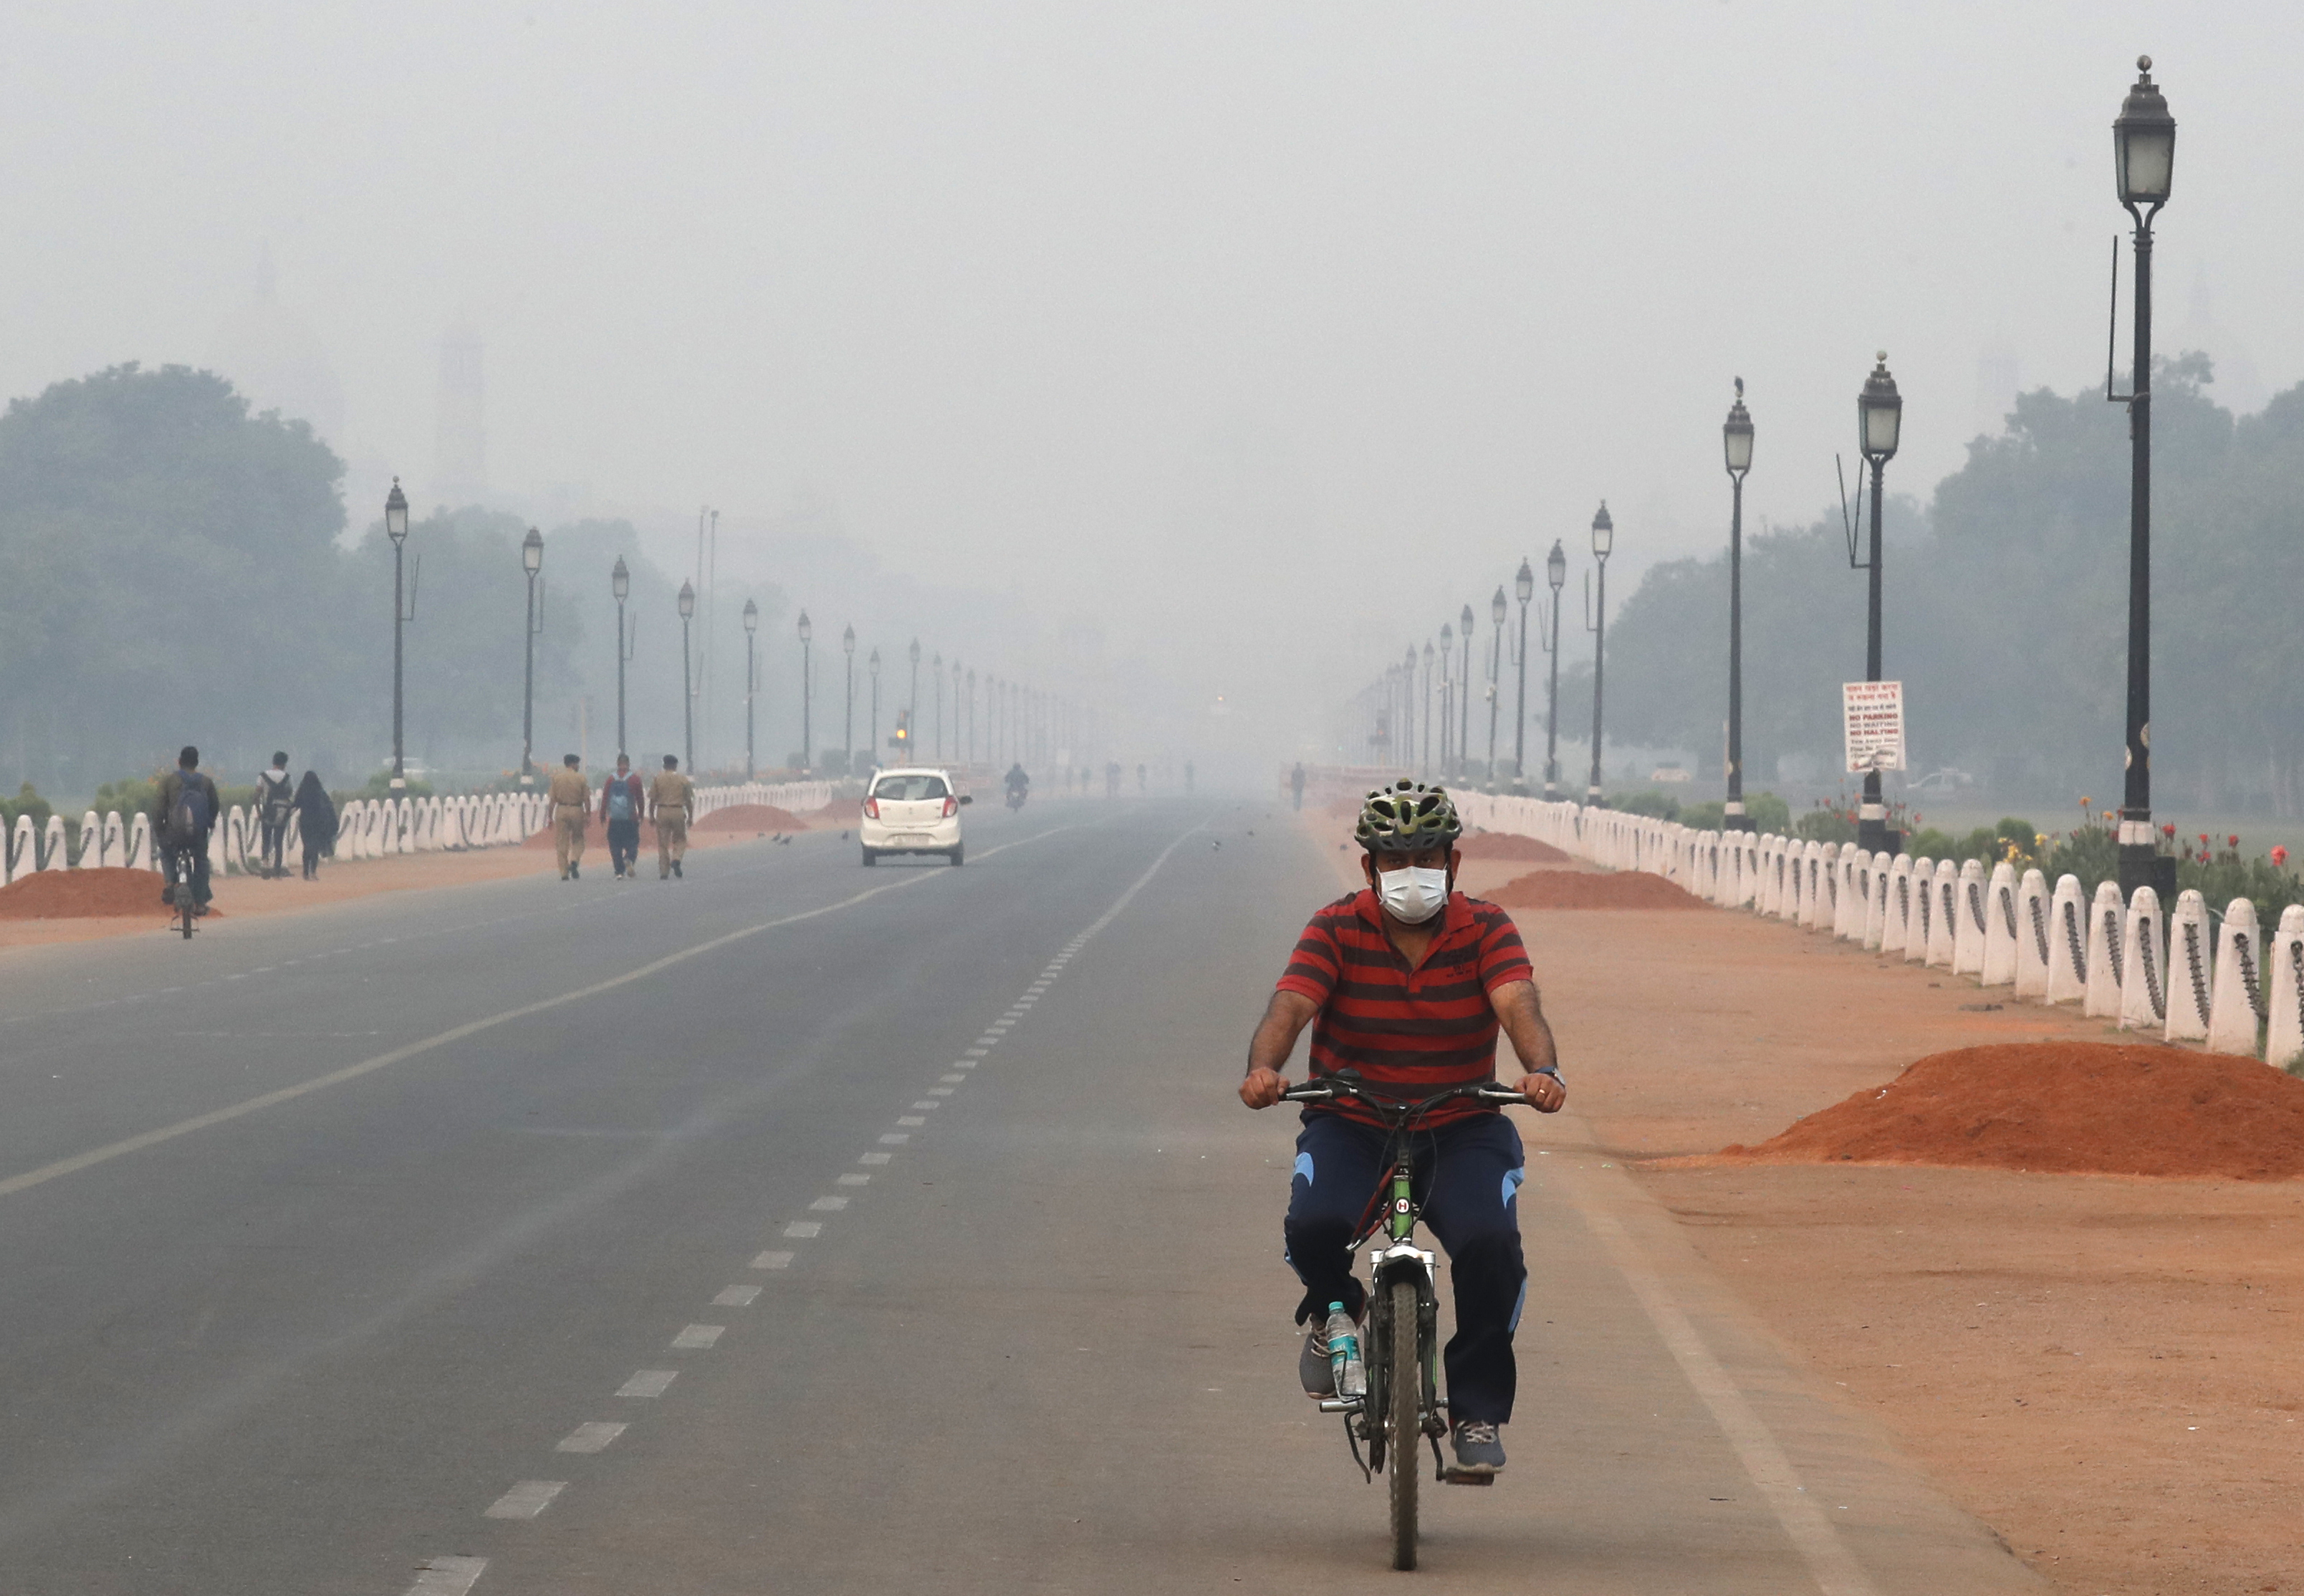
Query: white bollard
1980 861 2019 987
1764 837 1787 918
2265 906 2304 1071
1952 859 1987 976
2118 886 2167 1033
1862 851 1888 950
2014 869 2052 999
2163 890 2214 1042
2083 880 2126 1017
1881 854 1914 955
1925 859 1959 968
2207 897 2265 1057
1801 842 1830 931
1904 857 1936 963
1834 845 1863 940
2045 874 2087 1004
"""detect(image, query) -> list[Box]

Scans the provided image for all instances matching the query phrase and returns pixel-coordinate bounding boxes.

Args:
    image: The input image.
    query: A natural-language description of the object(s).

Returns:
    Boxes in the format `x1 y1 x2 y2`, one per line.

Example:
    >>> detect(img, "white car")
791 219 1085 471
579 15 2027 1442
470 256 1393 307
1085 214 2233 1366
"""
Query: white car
860 766 971 866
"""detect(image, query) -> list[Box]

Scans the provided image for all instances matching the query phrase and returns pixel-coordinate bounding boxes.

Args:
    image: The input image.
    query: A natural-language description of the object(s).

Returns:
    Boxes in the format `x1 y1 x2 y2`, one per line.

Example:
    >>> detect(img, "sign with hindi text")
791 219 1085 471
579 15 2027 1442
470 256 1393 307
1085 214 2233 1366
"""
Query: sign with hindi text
1843 681 1906 773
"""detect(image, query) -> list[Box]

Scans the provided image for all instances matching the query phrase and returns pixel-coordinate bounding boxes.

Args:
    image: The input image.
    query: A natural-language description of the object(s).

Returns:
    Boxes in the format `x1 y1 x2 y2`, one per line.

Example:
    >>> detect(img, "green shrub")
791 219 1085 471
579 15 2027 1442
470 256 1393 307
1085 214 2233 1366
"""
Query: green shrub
1794 803 1857 845
1605 789 1681 821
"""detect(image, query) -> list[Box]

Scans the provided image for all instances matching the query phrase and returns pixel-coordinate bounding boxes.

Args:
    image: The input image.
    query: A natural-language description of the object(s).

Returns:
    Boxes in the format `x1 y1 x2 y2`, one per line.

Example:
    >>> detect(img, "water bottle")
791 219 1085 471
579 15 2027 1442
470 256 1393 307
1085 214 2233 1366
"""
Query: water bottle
1327 1302 1365 1400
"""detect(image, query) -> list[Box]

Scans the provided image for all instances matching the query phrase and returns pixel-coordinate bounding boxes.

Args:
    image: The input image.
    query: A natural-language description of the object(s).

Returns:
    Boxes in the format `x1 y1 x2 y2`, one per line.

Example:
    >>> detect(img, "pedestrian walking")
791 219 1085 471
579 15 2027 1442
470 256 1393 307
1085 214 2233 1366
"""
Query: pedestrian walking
599 754 645 880
548 754 590 879
254 752 294 878
650 754 694 879
294 770 336 879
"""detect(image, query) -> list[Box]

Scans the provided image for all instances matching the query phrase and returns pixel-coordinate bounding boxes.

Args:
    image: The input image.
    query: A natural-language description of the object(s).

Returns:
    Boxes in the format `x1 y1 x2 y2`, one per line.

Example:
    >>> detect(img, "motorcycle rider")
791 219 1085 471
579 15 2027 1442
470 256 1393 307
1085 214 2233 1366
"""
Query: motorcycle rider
1004 761 1031 809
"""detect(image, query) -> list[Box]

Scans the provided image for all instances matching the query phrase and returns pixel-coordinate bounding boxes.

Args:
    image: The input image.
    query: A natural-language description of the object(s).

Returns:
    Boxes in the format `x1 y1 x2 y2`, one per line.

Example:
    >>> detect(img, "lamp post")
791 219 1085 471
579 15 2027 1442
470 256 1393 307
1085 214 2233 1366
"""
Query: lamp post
741 599 759 779
868 647 882 768
1722 381 1755 830
843 624 856 768
1542 543 1565 798
1421 640 1436 777
1402 645 1419 777
678 580 696 773
1487 587 1506 786
1512 559 1534 792
1855 353 1902 854
385 479 411 790
908 639 921 751
797 611 813 770
932 652 944 760
612 557 631 759
1456 603 1474 781
1436 631 1451 777
2113 56 2176 899
951 658 963 765
966 668 976 763
1585 506 1614 804
519 527 544 787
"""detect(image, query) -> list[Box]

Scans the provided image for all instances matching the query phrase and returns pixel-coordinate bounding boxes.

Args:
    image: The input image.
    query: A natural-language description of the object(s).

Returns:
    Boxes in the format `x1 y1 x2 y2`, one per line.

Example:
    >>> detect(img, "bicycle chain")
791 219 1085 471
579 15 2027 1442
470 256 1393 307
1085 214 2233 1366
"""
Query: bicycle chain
2234 931 2269 1022
2060 898 2085 983
2139 914 2164 1019
2182 920 2209 1024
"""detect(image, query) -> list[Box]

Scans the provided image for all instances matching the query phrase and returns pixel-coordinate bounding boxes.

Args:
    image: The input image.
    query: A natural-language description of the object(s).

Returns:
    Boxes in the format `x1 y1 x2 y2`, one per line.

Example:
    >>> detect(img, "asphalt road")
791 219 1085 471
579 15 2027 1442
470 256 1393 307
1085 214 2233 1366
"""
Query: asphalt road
0 799 2040 1593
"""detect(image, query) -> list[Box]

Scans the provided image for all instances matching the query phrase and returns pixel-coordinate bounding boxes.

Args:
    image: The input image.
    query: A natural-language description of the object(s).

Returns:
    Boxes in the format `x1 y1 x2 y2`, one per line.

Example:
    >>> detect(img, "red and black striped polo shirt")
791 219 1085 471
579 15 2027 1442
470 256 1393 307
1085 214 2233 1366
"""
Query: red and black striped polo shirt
1275 889 1534 1127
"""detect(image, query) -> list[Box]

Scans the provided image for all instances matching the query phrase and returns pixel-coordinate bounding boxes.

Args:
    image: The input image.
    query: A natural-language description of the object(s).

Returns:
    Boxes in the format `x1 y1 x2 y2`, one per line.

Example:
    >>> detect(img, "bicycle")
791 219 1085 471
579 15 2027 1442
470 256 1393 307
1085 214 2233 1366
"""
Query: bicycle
1277 1071 1530 1571
165 844 201 940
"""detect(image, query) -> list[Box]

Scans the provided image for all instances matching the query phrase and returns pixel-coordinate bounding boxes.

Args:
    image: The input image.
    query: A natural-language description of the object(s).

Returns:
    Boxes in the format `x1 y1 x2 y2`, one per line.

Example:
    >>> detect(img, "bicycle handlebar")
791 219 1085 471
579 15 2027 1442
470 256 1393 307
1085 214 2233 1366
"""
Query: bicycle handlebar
1279 1075 1531 1113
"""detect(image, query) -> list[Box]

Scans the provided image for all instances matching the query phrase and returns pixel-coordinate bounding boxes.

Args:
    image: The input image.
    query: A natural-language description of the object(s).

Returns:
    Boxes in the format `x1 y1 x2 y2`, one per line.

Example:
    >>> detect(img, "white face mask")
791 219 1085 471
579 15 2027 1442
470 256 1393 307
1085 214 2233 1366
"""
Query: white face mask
1377 865 1449 925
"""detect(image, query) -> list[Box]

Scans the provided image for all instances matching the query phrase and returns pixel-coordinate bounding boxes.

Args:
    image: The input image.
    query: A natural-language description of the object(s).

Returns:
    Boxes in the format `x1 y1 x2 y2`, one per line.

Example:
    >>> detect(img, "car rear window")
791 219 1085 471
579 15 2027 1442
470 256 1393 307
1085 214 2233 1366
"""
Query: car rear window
872 774 949 801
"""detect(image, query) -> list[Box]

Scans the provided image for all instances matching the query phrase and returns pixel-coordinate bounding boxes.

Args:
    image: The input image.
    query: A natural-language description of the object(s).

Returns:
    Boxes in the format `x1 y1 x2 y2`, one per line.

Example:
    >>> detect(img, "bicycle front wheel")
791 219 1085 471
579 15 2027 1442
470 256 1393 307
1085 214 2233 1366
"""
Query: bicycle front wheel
1386 1277 1420 1570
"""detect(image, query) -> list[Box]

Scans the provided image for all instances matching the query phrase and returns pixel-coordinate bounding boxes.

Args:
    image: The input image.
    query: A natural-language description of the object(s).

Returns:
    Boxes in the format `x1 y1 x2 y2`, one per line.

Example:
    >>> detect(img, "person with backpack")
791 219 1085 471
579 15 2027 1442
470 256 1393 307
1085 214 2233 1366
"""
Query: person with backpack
153 746 222 911
292 770 337 880
597 754 645 880
254 752 294 878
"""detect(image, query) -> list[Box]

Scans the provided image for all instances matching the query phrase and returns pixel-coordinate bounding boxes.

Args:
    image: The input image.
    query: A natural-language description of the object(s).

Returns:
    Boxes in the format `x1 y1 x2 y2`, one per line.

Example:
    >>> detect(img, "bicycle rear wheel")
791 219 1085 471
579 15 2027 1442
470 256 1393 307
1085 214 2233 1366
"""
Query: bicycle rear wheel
1386 1277 1420 1570
178 865 195 939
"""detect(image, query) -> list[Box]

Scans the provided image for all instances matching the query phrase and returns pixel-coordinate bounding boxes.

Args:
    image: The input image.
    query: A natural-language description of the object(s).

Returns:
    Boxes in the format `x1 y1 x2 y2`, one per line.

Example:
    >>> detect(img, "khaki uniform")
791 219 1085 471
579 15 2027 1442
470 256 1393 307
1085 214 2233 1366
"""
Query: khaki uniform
548 766 590 875
650 769 694 877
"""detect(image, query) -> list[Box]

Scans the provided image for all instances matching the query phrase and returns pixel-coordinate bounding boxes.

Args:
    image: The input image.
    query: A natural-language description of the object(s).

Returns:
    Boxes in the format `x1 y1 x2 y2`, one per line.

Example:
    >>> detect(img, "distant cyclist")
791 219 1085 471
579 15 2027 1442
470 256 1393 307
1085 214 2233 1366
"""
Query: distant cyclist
1238 779 1564 1478
1004 762 1030 810
154 746 223 913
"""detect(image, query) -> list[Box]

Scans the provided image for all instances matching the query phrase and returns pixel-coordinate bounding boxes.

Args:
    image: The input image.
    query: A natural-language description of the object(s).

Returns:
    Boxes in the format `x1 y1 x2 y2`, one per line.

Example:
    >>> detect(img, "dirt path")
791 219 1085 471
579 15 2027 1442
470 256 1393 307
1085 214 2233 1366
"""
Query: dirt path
1311 809 2302 1595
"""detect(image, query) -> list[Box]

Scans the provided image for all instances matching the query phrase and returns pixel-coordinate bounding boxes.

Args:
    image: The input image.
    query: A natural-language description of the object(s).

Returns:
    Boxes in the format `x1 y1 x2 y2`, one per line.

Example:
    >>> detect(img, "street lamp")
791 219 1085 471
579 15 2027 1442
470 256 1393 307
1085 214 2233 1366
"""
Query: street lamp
741 598 759 780
1722 380 1755 831
932 652 944 761
385 479 411 791
678 580 696 773
1853 352 1902 853
1436 631 1451 779
1457 603 1474 782
1403 645 1419 777
1585 505 1614 804
1542 544 1565 798
1487 587 1507 786
797 610 813 770
843 624 856 769
966 668 976 764
519 527 544 787
612 557 632 759
951 658 962 765
1512 558 1534 792
868 646 882 769
2113 55 2176 899
908 639 921 748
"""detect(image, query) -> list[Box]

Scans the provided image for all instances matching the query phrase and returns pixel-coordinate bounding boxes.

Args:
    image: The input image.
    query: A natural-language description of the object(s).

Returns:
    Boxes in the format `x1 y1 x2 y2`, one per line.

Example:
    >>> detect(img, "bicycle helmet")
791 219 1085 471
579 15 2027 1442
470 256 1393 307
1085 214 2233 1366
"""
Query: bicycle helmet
1355 779 1463 855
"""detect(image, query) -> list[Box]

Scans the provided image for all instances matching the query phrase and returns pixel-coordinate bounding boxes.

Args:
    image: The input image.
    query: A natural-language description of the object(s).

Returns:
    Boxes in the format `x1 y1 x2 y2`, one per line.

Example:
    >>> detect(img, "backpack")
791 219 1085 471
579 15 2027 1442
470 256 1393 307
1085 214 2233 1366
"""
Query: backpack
605 779 636 822
169 776 211 841
260 771 294 820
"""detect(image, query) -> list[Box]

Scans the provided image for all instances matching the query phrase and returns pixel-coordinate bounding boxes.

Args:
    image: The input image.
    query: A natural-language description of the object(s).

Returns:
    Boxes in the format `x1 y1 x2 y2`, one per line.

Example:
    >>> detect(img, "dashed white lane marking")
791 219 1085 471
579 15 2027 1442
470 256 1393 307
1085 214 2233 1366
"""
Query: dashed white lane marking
484 1480 567 1519
404 1555 488 1595
750 1250 795 1269
926 1087 954 1097
714 1284 761 1307
951 1060 976 1069
557 1421 627 1453
784 1220 824 1238
617 1370 678 1398
808 1196 849 1211
859 1152 892 1165
896 1116 926 1128
878 1132 911 1145
836 1172 870 1186
671 1324 725 1350
939 1073 965 1082
964 1047 989 1057
909 1101 939 1111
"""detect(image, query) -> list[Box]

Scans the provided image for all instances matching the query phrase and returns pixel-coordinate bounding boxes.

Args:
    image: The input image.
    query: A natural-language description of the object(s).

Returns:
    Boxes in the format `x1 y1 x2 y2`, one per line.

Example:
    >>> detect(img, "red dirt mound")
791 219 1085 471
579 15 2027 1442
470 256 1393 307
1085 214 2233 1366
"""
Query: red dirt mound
1709 1042 2304 1181
1490 870 1704 910
1459 831 1570 865
696 804 803 832
0 867 219 920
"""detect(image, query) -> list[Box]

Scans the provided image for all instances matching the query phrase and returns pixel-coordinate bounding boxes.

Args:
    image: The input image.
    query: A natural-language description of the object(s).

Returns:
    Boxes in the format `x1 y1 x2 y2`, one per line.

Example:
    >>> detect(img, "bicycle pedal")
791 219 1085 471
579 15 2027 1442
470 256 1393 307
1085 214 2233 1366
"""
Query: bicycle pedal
1440 1466 1497 1487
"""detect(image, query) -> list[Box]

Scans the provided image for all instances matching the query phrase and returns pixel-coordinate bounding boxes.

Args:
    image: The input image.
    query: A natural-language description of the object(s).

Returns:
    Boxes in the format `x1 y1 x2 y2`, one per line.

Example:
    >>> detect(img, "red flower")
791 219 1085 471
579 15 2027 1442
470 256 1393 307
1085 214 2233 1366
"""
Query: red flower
2229 835 2240 847
2164 823 2178 837
2275 845 2289 868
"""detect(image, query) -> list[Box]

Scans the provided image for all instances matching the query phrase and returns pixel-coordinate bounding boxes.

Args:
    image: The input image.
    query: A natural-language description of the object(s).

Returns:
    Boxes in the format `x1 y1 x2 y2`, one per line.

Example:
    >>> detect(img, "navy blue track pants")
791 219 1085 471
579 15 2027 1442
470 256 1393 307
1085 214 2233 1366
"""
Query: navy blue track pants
1283 1110 1528 1425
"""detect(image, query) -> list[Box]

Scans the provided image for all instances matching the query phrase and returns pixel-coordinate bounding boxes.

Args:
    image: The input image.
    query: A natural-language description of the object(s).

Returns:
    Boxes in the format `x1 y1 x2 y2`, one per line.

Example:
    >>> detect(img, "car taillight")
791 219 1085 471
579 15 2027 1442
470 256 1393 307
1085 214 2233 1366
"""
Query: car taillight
941 797 957 818
864 798 880 819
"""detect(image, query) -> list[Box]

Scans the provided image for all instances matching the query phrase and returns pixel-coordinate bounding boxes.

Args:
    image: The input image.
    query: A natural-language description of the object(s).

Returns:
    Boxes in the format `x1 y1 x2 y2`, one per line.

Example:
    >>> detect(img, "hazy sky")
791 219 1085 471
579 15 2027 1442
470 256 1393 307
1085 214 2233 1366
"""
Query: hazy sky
5 2 2297 765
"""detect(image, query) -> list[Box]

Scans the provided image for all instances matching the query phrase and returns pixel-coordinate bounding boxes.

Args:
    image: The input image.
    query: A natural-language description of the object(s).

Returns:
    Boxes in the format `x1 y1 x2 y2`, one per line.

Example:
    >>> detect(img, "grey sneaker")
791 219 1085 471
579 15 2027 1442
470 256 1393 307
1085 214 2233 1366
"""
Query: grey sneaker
1450 1419 1505 1476
1300 1325 1335 1398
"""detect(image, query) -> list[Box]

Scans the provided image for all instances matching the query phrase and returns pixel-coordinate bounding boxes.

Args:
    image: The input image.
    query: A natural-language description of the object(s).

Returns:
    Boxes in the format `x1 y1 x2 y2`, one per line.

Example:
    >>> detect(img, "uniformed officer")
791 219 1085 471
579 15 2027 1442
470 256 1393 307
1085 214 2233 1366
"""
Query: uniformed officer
548 754 590 879
650 754 695 879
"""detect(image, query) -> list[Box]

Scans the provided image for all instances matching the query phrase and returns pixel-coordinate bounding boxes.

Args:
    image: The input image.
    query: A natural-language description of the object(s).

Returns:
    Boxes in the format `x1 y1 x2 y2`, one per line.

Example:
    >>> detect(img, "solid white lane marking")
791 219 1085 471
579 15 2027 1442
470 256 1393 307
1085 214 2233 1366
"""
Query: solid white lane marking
404 1556 488 1595
672 1324 725 1350
484 1480 567 1519
860 1152 892 1165
837 1172 870 1186
557 1421 627 1453
896 1116 926 1127
714 1284 762 1307
878 1132 911 1144
617 1370 678 1398
808 1196 849 1211
0 824 1095 1204
750 1250 794 1269
784 1221 824 1237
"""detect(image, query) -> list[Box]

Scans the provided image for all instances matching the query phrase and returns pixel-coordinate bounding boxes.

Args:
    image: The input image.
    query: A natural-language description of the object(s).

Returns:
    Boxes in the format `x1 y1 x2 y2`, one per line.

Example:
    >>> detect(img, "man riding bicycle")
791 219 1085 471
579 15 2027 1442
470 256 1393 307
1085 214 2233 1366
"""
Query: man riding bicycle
154 746 223 913
1240 779 1563 1477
